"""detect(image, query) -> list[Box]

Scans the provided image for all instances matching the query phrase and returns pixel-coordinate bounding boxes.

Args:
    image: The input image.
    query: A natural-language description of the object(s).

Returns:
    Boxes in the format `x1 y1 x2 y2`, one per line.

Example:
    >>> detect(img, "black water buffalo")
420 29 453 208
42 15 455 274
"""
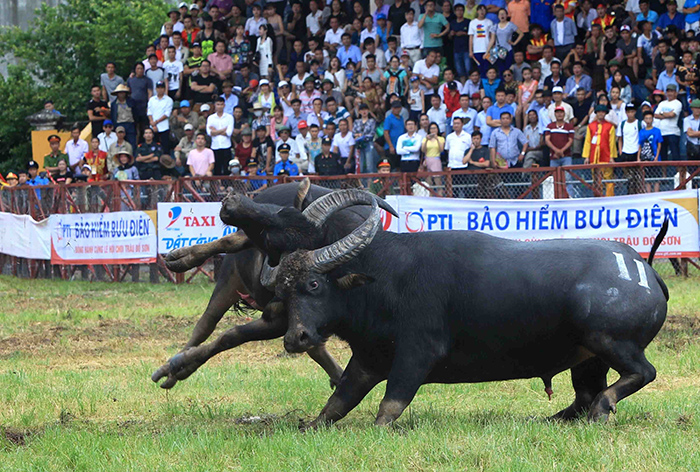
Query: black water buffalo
257 192 669 427
151 181 397 390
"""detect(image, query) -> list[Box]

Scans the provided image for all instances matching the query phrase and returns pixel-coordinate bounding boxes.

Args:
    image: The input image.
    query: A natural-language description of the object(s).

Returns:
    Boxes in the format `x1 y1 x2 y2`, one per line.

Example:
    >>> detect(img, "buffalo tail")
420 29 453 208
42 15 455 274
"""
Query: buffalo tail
647 218 669 266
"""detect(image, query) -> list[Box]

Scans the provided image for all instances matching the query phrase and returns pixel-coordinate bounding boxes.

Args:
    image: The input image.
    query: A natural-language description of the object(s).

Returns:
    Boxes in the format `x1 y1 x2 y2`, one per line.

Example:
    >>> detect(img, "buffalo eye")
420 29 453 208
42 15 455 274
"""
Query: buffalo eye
309 280 319 290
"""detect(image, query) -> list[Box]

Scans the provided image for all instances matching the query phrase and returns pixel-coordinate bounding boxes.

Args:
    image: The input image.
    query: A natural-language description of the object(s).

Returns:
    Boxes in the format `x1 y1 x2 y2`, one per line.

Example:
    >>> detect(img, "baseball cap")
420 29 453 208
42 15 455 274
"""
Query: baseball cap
391 100 403 108
82 164 93 172
664 55 676 62
401 50 410 57
620 25 631 32
594 104 608 113
410 76 419 82
247 158 258 167
184 124 194 131
278 143 291 152
27 160 39 169
178 1 187 7
298 120 308 129
191 42 201 48
241 127 253 136
278 125 291 133
641 100 652 108
200 104 211 111
259 79 270 86
322 137 332 145
303 75 316 84
691 99 700 108
377 13 387 20
179 100 191 108
115 126 126 133
666 84 677 91
552 86 564 93
448 81 458 90
103 119 113 126
471 92 481 99
156 80 166 88
189 3 199 10
278 80 289 88
652 89 664 96
554 106 565 112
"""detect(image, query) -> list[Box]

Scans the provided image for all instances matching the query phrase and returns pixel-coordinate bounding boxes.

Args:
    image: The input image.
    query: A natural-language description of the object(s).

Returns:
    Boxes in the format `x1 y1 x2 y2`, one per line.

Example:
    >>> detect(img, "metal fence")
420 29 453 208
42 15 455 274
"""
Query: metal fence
1 161 699 282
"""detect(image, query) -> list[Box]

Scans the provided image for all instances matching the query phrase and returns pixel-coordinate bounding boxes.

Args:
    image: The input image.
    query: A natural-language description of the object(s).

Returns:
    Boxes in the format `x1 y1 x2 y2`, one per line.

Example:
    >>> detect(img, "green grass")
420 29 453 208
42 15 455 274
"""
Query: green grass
1 275 699 471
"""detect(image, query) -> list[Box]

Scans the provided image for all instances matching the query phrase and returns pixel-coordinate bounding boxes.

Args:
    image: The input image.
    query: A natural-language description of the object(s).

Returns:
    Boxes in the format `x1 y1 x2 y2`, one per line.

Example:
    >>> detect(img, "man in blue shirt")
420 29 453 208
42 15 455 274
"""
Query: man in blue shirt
657 0 685 32
273 144 300 176
636 0 659 29
336 33 362 68
26 161 50 186
485 89 512 131
684 0 700 33
656 56 677 92
383 100 406 169
489 111 529 167
531 0 554 32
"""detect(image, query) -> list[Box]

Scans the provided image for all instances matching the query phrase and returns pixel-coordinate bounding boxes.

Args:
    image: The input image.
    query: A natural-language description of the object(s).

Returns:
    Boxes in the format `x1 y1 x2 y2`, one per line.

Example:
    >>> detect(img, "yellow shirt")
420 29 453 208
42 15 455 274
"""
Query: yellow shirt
422 136 445 158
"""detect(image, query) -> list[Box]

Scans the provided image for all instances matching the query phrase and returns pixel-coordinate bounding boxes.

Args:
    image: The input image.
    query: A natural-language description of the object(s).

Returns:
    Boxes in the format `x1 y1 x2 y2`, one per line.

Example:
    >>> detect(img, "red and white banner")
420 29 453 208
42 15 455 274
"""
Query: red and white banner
50 212 157 264
0 212 52 260
383 191 700 258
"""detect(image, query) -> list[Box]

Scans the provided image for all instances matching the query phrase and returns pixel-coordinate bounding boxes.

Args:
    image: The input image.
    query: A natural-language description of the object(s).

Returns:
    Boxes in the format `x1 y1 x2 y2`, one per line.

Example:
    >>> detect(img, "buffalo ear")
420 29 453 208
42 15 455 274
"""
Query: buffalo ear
335 274 374 290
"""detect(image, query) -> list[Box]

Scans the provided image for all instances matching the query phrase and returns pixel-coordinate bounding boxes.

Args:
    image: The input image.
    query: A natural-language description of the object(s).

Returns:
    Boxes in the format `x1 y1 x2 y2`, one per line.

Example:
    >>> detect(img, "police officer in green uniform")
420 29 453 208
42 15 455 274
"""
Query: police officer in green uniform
43 134 68 178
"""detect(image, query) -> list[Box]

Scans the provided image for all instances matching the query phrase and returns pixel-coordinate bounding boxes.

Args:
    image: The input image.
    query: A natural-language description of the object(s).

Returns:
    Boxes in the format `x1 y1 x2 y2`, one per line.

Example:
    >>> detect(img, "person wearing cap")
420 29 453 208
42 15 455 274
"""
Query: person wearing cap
161 9 184 36
106 126 133 176
550 4 576 61
183 42 204 87
169 100 200 143
290 120 311 172
684 99 700 159
657 1 685 32
87 84 110 136
235 127 255 169
315 137 344 176
583 104 618 196
26 161 50 187
369 159 394 195
43 134 68 177
654 84 682 161
274 126 301 163
546 86 574 123
174 123 198 165
147 80 174 155
273 143 300 177
656 58 679 96
206 96 234 176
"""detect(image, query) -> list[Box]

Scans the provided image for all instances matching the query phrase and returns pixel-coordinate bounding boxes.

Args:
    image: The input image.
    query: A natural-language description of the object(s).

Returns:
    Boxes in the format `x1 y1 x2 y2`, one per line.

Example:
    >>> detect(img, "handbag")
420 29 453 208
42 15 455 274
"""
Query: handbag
640 140 655 161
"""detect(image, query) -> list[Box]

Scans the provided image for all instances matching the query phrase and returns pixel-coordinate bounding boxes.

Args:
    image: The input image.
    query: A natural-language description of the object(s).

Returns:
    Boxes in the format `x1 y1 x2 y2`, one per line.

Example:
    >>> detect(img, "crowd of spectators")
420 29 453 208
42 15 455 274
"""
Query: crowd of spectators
2 0 700 194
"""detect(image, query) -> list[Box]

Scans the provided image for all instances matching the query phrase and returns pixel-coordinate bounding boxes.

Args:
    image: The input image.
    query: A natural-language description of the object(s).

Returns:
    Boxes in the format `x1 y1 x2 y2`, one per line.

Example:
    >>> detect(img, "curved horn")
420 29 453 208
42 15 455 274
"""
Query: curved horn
293 178 311 210
307 197 381 273
302 189 397 227
260 256 280 289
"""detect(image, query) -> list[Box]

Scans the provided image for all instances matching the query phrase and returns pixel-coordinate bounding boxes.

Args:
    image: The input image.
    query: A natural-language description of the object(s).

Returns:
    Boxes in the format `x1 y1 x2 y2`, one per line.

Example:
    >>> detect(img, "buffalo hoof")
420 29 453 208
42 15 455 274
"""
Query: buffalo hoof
164 247 208 273
151 349 206 389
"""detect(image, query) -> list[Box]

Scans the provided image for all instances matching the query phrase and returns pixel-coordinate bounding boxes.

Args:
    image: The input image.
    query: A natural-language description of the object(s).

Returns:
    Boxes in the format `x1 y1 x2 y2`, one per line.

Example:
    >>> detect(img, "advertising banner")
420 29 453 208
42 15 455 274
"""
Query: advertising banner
50 212 157 264
0 212 52 260
383 191 700 258
157 202 237 254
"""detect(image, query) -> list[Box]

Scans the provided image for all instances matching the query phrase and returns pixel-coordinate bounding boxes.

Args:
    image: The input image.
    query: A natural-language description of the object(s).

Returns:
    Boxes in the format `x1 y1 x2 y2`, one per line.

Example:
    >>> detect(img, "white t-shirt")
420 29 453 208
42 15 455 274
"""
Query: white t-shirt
324 28 344 46
427 104 448 134
656 99 682 136
331 132 356 158
445 131 473 169
413 59 440 95
468 18 493 54
163 60 184 91
617 119 641 155
306 11 323 35
291 73 311 93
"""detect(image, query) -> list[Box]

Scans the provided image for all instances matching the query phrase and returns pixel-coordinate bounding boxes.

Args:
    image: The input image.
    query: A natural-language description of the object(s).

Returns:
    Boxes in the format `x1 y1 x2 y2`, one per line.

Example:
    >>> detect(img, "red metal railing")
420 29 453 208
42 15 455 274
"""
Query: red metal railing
1 160 698 281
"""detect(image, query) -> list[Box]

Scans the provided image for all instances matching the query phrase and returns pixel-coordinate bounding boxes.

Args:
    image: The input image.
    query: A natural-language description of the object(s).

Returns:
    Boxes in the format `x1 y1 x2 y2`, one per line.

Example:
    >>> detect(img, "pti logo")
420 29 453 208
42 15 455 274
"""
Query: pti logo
166 206 182 229
404 209 425 233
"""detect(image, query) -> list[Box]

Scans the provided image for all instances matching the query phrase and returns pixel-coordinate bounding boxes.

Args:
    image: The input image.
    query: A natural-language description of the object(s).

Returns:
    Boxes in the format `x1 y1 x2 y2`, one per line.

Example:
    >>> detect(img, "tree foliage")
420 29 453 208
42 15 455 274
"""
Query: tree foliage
0 0 169 173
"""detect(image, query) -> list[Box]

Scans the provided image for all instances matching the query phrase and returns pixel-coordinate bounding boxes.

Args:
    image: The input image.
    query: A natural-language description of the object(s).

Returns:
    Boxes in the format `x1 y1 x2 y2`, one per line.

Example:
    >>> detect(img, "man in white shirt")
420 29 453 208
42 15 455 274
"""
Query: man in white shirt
445 117 472 170
538 46 555 79
206 96 234 175
395 118 422 172
654 84 682 161
332 118 357 172
427 95 448 134
400 9 423 65
162 46 183 101
547 86 574 123
451 95 478 135
306 0 324 37
617 103 642 162
97 120 117 153
323 17 344 54
275 126 301 163
294 120 312 173
467 5 493 76
147 81 174 155
684 99 700 160
413 50 440 106
64 125 89 172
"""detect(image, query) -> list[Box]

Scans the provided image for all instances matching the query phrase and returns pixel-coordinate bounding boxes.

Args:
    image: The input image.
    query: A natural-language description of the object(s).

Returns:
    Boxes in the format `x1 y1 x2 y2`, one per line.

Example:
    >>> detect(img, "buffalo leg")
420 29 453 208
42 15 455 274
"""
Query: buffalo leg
550 357 609 421
152 316 288 389
374 353 437 426
586 345 656 422
164 232 252 273
305 356 383 430
307 345 344 388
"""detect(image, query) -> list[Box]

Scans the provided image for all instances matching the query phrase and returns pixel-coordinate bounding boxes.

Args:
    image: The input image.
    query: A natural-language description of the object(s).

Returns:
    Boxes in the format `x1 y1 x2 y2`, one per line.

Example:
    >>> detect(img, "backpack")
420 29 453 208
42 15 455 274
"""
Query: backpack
385 69 404 97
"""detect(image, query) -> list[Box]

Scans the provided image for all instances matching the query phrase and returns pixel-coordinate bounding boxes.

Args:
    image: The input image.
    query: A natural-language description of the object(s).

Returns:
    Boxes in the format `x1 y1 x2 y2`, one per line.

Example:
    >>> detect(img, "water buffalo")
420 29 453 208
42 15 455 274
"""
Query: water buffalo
151 181 397 390
249 191 669 428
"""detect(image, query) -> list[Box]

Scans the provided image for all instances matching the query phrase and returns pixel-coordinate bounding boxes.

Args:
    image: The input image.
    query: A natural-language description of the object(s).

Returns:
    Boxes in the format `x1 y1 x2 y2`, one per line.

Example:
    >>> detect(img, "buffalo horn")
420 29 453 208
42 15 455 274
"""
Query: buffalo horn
260 256 279 289
302 189 397 227
293 178 311 210
308 197 381 273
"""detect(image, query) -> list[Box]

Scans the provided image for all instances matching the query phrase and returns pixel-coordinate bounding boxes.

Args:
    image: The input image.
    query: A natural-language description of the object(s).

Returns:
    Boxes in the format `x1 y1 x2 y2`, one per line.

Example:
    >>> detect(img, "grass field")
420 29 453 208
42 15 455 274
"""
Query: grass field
1 274 699 471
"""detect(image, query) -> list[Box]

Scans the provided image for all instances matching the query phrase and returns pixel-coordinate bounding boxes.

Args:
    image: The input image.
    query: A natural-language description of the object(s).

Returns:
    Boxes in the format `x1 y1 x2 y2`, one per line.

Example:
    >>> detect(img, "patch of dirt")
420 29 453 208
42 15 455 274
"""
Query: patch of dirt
657 315 700 349
2 429 32 447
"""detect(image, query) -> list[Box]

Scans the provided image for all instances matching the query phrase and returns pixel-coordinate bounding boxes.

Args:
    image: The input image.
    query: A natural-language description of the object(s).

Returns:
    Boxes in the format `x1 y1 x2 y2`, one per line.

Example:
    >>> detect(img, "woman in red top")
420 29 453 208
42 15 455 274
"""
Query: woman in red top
235 128 255 172
84 137 109 180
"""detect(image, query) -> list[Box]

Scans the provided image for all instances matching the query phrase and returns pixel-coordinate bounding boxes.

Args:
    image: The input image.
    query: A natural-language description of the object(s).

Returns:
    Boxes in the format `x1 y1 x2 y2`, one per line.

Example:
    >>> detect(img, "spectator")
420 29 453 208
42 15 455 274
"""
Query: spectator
113 150 139 181
523 110 544 167
543 59 564 91
275 127 301 166
306 0 324 37
182 14 200 46
52 158 73 184
565 62 592 101
324 17 344 54
83 137 109 180
452 94 479 135
100 62 124 102
445 116 471 171
684 99 700 160
545 106 575 191
255 25 274 78
274 144 300 176
489 111 529 168
547 86 574 123
413 50 440 107
170 100 200 143
64 125 89 173
235 128 255 170
87 85 110 136
147 81 174 155
486 9 524 74
163 47 184 101
393 118 421 172
97 120 117 155
190 60 219 108
107 126 133 176
187 132 215 177
482 0 507 23
252 125 274 171
146 54 167 95
400 9 422 66
127 62 154 139
135 128 163 180
551 5 577 61
418 1 450 57
337 33 362 69
172 31 189 63
468 6 494 77
571 88 591 158
43 134 67 177
383 100 406 169
361 38 387 71
287 99 307 138
427 94 448 134
583 104 618 196
206 96 234 175
654 84 682 161
110 84 137 150
269 106 288 141
315 137 345 175
26 160 49 186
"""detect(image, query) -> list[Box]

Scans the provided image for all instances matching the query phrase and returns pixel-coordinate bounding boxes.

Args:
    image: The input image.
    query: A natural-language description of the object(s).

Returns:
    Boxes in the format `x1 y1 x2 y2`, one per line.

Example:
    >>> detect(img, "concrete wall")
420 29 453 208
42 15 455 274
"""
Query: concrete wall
0 0 62 30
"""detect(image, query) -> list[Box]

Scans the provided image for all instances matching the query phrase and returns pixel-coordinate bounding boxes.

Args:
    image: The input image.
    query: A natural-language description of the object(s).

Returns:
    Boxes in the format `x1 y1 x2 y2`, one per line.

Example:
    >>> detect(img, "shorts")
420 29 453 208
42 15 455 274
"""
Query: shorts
618 152 638 162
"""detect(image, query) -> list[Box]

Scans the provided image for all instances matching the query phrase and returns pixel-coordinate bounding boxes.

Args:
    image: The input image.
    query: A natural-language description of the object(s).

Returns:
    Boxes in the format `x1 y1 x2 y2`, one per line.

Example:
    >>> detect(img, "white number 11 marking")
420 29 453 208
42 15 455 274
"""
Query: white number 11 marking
613 252 650 289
